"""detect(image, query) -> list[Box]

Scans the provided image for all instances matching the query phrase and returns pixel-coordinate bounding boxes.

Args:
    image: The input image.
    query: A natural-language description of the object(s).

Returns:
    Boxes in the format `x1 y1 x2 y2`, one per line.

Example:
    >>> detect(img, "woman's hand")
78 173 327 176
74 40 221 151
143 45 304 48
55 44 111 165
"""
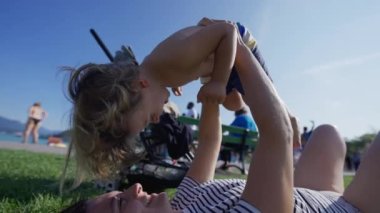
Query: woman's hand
197 81 226 104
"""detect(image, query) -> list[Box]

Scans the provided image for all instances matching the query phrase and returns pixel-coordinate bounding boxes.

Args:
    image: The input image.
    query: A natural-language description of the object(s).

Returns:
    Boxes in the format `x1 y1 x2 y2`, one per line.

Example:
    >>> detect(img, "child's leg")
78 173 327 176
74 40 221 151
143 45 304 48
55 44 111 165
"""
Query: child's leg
294 124 346 193
223 89 244 111
251 47 271 81
23 119 33 143
222 46 270 111
225 47 271 96
343 132 380 212
32 123 40 144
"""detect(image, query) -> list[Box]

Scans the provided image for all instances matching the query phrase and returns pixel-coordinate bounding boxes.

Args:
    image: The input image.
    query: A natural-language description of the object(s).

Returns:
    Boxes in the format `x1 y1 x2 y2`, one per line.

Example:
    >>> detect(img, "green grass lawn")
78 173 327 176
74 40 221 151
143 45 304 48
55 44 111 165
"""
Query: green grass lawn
0 149 101 212
0 148 354 212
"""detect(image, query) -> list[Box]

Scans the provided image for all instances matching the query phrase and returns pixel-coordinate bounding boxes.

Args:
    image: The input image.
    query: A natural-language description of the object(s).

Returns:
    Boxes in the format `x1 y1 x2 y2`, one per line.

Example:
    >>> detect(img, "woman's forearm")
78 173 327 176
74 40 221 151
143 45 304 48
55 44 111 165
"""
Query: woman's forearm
186 102 221 183
235 44 291 138
236 40 293 212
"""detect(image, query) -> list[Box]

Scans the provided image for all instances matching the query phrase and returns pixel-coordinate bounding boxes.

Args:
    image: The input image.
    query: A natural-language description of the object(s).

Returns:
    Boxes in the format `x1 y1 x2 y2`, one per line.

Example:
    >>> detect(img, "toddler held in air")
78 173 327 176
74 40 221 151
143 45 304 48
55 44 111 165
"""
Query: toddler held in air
65 18 268 179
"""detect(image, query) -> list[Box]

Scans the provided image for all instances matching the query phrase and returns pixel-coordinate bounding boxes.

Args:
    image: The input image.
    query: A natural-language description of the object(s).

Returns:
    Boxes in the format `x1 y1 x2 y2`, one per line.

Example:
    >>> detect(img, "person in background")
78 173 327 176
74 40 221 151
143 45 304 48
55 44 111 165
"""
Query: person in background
22 102 47 144
230 106 257 133
301 126 309 145
185 102 197 118
292 118 303 166
352 151 361 171
163 101 181 118
155 101 182 160
301 121 315 147
228 106 256 163
184 101 199 131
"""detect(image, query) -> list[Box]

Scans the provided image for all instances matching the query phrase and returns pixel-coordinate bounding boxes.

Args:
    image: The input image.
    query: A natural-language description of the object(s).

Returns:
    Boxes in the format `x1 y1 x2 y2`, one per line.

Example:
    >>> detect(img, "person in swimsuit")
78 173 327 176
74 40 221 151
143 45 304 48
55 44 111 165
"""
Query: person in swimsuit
22 102 47 144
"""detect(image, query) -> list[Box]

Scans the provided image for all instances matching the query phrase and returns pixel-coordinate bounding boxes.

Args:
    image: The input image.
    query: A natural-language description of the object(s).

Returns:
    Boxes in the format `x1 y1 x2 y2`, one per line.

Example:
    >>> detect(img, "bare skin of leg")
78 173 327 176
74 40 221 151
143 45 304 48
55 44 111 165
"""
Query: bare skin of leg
294 124 346 193
343 132 380 213
32 123 40 144
222 89 244 111
23 119 34 143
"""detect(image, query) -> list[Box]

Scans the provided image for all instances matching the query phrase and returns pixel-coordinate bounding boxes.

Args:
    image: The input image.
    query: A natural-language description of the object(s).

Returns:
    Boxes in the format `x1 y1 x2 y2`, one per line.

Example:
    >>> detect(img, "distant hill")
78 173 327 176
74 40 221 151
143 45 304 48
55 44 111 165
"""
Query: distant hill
0 115 61 136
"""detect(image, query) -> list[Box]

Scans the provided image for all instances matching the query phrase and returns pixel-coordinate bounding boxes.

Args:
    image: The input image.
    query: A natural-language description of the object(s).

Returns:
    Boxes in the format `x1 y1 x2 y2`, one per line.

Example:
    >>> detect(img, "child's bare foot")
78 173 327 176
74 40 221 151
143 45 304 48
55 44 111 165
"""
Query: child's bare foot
223 89 244 111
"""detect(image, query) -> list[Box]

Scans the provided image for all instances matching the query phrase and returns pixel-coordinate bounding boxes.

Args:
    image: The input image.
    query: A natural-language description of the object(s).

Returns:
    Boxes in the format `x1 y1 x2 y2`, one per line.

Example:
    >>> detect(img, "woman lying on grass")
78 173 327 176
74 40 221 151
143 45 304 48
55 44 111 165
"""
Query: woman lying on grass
62 22 378 212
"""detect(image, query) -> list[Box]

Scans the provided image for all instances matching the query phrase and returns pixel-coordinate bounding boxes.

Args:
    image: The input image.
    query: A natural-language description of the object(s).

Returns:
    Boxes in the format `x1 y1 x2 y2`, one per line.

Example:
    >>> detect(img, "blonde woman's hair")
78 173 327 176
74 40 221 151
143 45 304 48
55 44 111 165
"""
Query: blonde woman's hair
60 62 144 193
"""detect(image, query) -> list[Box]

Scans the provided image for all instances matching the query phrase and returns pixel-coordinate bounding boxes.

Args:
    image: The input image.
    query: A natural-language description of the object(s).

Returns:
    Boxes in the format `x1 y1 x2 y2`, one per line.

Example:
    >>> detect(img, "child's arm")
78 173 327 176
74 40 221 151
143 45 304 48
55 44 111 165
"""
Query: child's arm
144 22 238 104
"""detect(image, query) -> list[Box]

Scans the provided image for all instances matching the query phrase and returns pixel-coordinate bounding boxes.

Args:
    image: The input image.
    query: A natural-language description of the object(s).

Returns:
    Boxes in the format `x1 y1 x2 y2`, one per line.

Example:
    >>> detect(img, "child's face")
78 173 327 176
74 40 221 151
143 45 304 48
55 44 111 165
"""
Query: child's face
125 83 170 135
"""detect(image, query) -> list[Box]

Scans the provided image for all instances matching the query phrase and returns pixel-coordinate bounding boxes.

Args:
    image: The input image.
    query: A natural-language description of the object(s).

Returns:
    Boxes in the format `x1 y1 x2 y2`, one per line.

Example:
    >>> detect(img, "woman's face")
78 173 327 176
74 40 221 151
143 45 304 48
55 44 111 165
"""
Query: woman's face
86 183 173 213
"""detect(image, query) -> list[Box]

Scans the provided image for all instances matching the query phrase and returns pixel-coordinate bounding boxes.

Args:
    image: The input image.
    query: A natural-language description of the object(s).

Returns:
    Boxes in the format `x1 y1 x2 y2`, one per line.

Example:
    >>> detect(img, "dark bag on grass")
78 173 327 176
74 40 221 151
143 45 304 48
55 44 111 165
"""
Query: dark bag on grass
151 113 193 159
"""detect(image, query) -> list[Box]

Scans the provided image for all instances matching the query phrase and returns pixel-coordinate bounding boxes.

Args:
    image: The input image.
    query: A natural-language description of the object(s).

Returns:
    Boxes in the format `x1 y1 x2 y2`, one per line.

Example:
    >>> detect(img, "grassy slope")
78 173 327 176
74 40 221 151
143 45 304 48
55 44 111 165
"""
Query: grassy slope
0 148 354 212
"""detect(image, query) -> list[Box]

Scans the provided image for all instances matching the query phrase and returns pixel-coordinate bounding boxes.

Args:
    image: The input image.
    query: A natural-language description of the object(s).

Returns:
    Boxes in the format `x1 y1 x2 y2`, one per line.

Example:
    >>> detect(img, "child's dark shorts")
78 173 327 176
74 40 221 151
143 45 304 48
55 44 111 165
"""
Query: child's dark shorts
226 46 271 95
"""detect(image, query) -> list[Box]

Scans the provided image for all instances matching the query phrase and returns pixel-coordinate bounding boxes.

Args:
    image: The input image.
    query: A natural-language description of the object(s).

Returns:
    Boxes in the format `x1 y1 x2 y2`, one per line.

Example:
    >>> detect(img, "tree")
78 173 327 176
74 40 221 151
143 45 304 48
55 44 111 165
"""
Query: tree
346 132 377 156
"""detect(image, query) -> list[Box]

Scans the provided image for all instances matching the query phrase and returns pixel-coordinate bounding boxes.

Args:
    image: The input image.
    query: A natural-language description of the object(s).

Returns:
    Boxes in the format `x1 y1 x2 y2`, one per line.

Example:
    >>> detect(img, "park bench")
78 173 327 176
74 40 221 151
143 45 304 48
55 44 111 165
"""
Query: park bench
178 116 258 174
101 115 258 193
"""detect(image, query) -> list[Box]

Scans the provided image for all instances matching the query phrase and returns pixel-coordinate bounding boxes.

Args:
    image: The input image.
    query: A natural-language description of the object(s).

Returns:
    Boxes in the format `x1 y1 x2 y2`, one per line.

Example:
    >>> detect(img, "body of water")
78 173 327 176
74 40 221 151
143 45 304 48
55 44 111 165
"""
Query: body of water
0 132 50 145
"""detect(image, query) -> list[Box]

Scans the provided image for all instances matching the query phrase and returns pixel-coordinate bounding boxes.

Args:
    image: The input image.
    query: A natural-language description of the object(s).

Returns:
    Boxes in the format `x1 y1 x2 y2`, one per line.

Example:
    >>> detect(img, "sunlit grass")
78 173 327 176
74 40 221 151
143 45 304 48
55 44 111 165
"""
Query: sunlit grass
0 149 101 212
0 148 354 212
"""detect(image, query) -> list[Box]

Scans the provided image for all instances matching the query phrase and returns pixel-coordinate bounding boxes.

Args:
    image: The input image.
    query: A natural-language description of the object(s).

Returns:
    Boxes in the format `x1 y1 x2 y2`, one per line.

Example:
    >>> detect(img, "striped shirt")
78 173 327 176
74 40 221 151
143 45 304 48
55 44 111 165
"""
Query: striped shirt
171 177 359 213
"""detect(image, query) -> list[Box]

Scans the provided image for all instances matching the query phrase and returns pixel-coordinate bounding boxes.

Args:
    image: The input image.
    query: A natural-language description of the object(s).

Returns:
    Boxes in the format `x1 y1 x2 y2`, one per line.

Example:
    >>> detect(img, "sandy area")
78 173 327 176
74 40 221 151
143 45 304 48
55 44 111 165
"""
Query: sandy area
0 140 67 155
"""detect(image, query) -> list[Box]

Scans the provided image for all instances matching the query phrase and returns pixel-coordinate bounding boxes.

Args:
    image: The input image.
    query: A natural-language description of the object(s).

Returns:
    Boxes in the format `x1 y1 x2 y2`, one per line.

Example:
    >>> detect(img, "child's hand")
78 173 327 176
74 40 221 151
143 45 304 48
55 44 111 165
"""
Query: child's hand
172 87 182 96
197 81 226 104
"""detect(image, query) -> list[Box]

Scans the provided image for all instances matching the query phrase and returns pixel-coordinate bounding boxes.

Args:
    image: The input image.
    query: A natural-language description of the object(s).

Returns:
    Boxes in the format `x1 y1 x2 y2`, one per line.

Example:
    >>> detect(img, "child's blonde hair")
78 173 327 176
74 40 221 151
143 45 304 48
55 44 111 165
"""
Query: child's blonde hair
61 62 144 192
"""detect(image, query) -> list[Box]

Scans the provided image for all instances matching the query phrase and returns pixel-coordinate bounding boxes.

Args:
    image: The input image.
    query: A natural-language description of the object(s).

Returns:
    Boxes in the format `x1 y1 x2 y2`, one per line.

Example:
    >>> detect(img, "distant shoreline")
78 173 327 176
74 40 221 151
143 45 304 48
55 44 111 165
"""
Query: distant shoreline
0 140 67 155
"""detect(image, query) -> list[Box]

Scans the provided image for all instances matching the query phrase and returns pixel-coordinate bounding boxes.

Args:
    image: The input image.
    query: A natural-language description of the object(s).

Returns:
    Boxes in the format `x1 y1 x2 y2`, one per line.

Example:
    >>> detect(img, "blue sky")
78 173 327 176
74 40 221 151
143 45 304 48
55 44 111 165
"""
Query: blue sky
0 0 379 139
